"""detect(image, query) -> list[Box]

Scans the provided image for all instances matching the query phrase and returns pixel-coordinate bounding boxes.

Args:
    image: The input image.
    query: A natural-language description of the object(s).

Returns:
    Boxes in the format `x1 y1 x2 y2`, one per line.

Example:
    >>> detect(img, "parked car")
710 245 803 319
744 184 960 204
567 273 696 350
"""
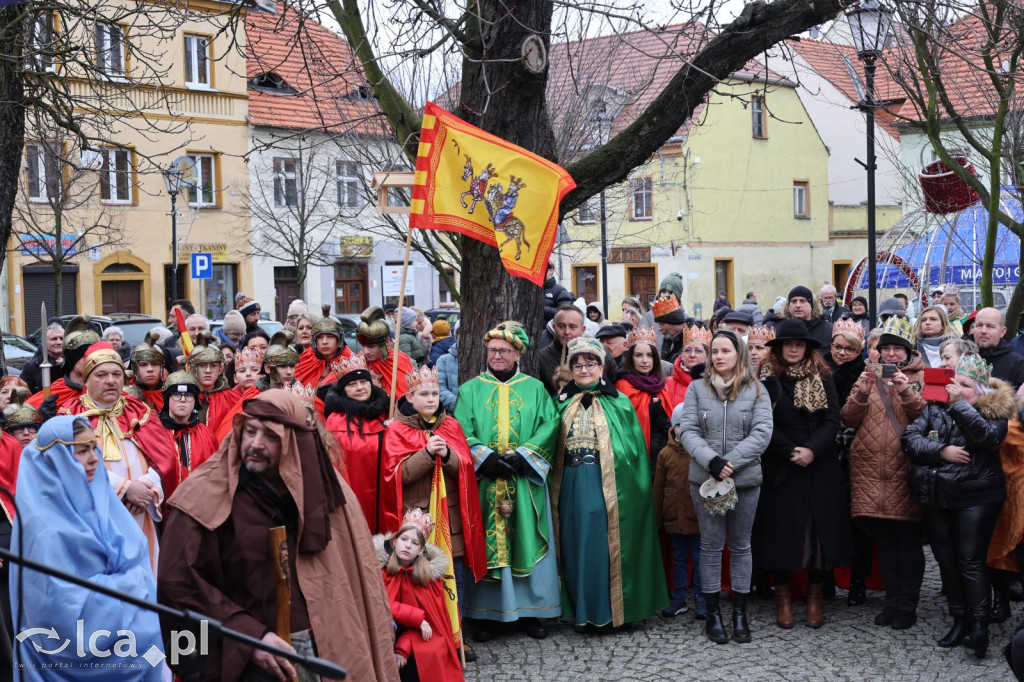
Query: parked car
209 319 284 338
27 315 113 347
338 314 362 353
3 333 38 377
424 308 460 326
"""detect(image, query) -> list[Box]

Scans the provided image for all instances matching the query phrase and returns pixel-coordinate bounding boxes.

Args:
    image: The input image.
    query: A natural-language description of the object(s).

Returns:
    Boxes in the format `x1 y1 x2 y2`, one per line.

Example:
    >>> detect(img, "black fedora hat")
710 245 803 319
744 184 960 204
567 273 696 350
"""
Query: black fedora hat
765 319 820 348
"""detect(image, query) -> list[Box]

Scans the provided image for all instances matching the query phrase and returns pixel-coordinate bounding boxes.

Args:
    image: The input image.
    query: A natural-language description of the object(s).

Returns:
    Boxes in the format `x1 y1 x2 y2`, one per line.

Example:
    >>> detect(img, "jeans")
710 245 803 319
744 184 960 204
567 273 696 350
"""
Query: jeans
690 484 760 594
927 503 1002 621
668 534 701 605
866 518 925 612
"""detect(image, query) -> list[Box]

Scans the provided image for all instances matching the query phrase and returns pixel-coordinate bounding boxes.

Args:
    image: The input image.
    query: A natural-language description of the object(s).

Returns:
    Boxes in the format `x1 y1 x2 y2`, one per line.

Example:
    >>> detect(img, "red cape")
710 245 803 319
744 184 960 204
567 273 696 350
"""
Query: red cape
27 378 81 410
368 351 414 398
202 386 242 434
664 358 695 413
167 422 219 487
295 345 352 391
132 380 164 412
213 385 260 442
384 568 462 681
0 433 22 522
381 415 487 581
327 411 387 533
60 394 181 501
616 378 672 451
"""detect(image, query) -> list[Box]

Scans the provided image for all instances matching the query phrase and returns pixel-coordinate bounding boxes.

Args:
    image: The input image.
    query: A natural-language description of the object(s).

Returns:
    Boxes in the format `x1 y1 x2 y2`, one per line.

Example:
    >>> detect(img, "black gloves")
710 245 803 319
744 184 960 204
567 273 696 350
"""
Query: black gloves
708 456 730 481
477 453 501 479
38 394 59 422
477 452 520 480
500 452 531 478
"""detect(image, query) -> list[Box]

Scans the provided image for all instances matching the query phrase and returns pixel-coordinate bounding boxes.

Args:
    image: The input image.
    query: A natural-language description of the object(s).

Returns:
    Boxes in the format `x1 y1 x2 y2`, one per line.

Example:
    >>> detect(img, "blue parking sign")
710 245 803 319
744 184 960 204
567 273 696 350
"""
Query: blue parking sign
191 252 213 279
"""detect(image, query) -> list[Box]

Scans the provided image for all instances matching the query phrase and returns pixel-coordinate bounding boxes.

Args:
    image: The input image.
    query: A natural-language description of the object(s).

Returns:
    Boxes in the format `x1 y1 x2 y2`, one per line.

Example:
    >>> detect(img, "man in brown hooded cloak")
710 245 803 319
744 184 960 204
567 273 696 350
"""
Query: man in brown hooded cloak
157 389 398 682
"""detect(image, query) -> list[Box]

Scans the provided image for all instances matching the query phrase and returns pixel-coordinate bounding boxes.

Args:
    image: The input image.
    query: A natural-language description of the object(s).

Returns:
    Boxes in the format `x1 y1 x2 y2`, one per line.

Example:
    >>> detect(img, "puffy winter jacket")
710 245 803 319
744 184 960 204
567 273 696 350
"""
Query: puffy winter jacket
841 355 926 521
397 326 427 368
436 343 459 412
902 379 1016 509
653 434 700 535
737 299 764 325
543 277 574 321
674 376 773 489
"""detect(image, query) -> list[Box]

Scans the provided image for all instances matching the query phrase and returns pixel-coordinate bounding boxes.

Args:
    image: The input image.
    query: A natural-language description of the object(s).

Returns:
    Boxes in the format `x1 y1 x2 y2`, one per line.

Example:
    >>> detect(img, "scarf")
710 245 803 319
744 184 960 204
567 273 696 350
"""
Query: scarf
760 355 828 412
324 386 390 431
79 393 128 462
709 374 735 401
622 372 666 395
918 336 943 367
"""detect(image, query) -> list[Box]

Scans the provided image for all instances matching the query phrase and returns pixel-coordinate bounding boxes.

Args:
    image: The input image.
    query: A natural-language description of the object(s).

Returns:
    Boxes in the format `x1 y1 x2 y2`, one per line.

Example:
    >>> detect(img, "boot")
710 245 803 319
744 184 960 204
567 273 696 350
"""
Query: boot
847 578 866 607
936 616 968 648
964 619 990 659
991 587 1011 624
704 592 729 644
806 583 824 629
775 584 794 629
731 592 752 643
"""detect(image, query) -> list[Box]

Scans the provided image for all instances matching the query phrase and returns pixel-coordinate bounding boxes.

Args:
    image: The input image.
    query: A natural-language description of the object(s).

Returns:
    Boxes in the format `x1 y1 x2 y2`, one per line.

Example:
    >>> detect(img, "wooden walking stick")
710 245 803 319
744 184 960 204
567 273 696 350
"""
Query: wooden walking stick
270 526 299 682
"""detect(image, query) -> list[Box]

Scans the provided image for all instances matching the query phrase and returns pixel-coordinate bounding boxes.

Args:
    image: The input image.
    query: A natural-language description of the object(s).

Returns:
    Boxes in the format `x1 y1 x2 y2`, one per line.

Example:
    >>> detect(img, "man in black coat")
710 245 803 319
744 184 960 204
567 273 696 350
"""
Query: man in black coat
785 286 832 354
536 305 586 394
21 323 64 393
973 307 1024 390
543 262 574 322
819 285 850 324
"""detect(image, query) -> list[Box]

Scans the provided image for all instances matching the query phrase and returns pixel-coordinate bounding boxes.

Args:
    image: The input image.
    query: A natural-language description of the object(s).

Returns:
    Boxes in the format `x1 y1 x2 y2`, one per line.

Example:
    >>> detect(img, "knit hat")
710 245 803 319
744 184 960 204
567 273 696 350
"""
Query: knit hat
772 296 786 315
334 354 372 388
878 316 914 353
658 272 684 300
234 292 260 317
286 299 309 319
484 321 529 352
621 297 642 314
400 308 417 328
566 336 606 365
788 285 813 303
852 295 868 309
222 310 246 336
432 320 451 339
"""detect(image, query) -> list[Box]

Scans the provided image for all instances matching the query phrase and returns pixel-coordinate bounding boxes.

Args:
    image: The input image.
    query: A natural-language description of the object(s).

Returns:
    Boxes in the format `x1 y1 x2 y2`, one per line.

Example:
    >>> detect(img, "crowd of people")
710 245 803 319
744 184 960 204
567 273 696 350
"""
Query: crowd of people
1 274 1024 680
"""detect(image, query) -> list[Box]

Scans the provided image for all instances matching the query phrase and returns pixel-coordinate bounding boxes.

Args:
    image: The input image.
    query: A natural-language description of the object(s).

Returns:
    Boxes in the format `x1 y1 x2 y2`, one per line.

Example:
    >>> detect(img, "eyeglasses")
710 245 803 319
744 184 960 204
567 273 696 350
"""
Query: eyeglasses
170 393 195 402
486 348 516 357
571 362 600 372
683 348 705 356
830 343 856 354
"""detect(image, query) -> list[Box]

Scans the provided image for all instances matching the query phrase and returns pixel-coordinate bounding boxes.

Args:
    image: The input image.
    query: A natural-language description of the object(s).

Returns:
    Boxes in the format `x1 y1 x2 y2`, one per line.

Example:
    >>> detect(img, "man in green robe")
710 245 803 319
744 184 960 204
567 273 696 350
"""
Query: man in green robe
554 337 668 627
456 321 562 641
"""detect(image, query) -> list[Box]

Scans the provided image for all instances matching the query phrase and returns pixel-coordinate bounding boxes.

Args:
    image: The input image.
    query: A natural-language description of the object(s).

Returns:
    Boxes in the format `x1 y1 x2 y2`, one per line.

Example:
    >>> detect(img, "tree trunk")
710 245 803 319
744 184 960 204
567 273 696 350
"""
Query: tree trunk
457 0 556 380
0 7 25 350
54 263 63 318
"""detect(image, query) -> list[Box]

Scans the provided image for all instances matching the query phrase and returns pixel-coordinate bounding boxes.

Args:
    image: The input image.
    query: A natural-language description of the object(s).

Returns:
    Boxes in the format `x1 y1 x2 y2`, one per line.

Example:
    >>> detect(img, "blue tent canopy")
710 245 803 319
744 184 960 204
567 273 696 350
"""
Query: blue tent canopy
858 198 1022 290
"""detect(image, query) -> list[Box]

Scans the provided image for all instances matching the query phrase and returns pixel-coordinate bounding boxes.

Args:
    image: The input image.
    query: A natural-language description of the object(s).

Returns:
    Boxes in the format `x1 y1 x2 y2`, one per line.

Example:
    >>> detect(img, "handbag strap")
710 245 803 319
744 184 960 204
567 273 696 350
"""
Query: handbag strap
875 378 904 437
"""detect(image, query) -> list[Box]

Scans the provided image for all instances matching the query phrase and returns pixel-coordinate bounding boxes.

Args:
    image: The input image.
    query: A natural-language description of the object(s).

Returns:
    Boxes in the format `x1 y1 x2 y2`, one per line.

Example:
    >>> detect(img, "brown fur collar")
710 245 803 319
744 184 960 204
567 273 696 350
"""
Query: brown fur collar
977 378 1019 421
373 533 449 580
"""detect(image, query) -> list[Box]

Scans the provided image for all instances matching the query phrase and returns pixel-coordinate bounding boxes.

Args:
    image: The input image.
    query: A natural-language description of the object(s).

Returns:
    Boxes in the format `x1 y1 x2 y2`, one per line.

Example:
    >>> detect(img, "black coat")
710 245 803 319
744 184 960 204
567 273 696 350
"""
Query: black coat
20 349 63 394
979 340 1024 390
901 382 1015 509
803 317 833 356
752 372 851 572
824 353 866 407
543 277 574 321
820 304 850 324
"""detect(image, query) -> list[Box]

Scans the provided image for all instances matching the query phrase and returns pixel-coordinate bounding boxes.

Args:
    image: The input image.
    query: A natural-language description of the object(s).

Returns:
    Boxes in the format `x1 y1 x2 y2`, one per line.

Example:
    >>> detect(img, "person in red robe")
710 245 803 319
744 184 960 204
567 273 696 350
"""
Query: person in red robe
28 315 99 413
325 354 390 532
615 326 673 466
130 331 167 412
295 305 352 391
0 412 22 658
358 306 415 399
158 370 218 487
189 332 242 433
375 510 463 682
381 366 487 614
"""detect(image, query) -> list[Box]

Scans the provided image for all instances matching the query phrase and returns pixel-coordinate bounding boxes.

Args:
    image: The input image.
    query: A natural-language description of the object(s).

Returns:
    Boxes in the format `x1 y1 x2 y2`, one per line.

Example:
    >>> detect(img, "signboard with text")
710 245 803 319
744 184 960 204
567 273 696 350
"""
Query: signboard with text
20 235 75 258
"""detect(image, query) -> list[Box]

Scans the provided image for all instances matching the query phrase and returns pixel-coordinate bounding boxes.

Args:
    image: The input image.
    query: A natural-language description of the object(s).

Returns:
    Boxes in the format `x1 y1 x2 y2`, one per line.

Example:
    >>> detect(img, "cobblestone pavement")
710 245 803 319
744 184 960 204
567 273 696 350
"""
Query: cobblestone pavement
464 556 1016 681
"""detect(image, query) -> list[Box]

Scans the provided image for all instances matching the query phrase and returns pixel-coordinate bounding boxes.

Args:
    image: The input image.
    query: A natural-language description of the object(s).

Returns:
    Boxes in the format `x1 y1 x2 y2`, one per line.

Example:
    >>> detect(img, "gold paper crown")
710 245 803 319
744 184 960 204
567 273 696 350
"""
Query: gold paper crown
235 345 265 368
943 284 960 296
651 296 681 318
955 353 991 383
747 324 776 345
684 324 712 346
880 315 914 345
331 354 367 378
288 380 317 406
626 326 658 348
832 318 866 344
398 508 434 538
406 366 439 392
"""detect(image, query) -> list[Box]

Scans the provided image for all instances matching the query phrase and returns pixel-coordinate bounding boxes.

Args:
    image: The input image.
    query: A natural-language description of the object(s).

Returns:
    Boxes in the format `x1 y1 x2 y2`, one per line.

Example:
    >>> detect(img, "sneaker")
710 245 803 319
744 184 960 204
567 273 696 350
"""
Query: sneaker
661 601 689 617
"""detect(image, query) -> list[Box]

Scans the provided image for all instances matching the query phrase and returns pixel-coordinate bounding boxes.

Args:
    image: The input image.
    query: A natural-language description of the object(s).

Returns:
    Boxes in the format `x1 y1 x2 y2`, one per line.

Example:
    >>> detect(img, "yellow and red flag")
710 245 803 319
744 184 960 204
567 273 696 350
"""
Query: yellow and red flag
174 307 194 356
428 456 462 647
410 102 576 286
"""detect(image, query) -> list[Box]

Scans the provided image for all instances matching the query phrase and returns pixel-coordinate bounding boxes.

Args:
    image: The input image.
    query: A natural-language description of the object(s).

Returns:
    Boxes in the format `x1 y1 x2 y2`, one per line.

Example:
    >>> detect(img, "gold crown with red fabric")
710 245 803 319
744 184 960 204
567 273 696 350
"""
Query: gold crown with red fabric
331 354 367 378
288 380 317 406
684 324 712 346
235 346 265 369
650 296 681 319
626 326 658 348
747 324 775 345
82 341 124 378
406 366 439 392
398 508 434 538
831 317 865 344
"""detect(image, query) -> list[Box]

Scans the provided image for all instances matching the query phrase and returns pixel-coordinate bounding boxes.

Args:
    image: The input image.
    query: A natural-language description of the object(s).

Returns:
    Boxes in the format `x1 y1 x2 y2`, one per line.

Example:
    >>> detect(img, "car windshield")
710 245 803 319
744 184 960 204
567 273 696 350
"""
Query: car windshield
117 322 164 348
4 336 36 360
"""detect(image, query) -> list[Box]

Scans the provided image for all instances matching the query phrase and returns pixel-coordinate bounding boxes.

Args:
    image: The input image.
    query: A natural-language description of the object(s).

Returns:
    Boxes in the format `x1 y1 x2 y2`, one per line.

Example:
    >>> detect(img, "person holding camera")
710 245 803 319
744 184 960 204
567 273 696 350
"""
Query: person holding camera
841 316 927 630
902 354 1015 658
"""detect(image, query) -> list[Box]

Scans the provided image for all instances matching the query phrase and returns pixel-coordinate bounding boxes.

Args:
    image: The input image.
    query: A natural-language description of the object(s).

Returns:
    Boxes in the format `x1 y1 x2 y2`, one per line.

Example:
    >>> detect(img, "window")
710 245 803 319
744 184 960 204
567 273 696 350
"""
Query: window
572 265 598 302
273 157 298 207
336 160 361 209
25 143 61 201
95 23 126 77
27 14 55 72
752 95 766 138
248 72 295 94
184 34 210 87
793 181 809 218
188 153 217 207
577 198 595 224
630 177 653 220
99 147 132 203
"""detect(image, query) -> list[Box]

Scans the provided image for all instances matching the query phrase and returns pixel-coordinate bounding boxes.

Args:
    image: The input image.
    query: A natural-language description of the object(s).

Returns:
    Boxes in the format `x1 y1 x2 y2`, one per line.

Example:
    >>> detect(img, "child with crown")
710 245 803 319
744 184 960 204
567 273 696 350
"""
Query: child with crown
381 365 488 629
374 509 464 681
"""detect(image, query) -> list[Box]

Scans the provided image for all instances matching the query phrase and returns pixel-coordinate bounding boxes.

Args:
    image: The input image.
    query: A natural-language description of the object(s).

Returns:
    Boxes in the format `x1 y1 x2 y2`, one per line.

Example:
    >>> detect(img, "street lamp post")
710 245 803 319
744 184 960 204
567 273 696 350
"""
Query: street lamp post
163 167 185 309
847 0 895 330
596 108 612 319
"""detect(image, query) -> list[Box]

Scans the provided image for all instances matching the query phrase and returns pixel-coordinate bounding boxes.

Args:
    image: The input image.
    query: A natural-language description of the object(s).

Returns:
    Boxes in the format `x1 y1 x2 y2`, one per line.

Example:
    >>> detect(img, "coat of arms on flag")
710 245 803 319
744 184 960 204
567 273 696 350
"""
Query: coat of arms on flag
410 102 577 286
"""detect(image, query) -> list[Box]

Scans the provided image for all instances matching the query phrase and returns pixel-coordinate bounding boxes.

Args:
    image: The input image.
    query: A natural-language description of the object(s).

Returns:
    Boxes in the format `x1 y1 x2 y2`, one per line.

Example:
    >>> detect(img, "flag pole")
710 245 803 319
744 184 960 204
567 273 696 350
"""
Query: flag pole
388 224 415 417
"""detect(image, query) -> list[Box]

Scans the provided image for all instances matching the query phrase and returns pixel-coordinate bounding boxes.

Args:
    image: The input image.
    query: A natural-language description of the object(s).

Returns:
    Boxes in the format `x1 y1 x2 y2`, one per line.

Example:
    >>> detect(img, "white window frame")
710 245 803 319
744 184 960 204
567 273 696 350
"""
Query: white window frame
184 34 210 87
25 143 61 202
630 177 653 220
273 157 298 208
336 160 361 210
752 95 766 138
99 147 132 204
188 153 217 207
576 198 595 224
793 182 809 218
28 14 55 73
95 23 126 78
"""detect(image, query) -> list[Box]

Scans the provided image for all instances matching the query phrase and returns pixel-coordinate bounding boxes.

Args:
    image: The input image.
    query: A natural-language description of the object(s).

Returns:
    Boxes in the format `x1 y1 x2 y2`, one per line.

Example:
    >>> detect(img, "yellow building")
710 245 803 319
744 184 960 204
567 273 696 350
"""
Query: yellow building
8 0 251 334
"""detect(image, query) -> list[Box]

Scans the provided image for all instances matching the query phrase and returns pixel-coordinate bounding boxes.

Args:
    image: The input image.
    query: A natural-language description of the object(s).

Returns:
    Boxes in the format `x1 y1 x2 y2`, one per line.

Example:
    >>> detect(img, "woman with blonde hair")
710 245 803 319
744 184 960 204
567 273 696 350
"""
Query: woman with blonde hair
914 305 960 367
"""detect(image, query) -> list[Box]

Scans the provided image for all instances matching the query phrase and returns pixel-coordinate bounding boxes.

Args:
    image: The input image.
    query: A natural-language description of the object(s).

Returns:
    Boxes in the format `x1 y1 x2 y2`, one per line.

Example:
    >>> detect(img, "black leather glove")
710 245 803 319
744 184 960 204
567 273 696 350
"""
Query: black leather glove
477 453 501 480
500 452 531 478
708 456 729 481
38 394 59 422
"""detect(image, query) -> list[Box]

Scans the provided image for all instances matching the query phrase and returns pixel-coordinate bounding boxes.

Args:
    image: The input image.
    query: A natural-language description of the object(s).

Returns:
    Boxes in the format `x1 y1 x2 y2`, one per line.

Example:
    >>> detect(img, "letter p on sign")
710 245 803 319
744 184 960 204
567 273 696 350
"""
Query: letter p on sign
191 252 213 280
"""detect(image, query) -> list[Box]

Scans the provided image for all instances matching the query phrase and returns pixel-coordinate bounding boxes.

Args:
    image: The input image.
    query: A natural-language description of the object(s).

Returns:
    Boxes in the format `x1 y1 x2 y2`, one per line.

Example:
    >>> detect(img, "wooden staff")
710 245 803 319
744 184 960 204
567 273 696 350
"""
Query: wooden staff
269 526 299 682
388 223 416 418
